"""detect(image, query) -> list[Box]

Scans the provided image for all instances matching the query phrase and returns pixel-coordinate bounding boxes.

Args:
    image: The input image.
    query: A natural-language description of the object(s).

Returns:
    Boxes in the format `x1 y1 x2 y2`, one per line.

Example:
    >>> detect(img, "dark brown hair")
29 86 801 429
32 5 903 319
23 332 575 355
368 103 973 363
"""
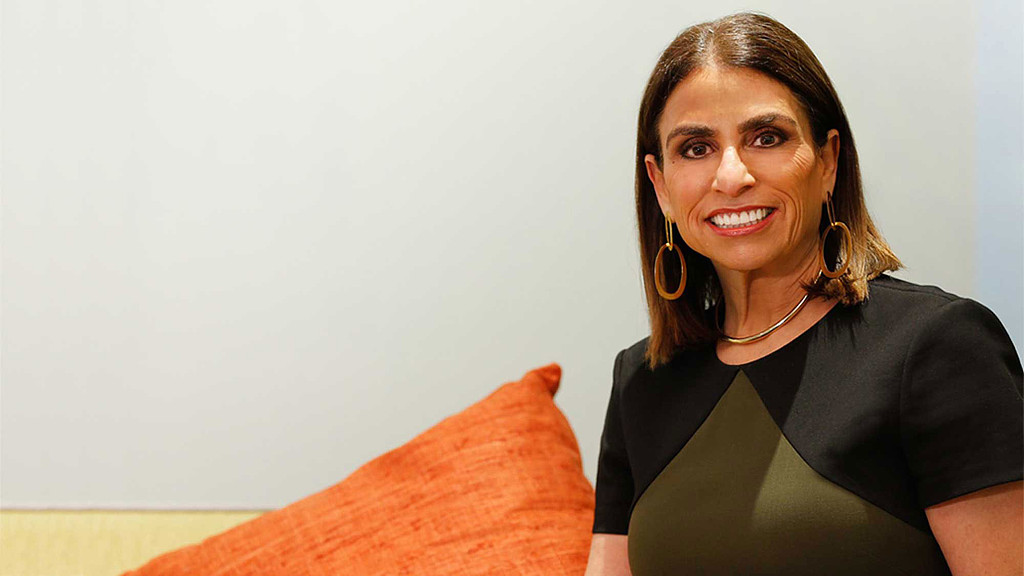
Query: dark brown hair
637 12 902 368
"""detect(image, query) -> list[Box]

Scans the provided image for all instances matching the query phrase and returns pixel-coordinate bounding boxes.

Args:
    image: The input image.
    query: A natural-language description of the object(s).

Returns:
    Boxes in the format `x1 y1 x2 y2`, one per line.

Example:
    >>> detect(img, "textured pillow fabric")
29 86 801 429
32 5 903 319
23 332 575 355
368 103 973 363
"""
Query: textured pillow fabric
124 363 595 575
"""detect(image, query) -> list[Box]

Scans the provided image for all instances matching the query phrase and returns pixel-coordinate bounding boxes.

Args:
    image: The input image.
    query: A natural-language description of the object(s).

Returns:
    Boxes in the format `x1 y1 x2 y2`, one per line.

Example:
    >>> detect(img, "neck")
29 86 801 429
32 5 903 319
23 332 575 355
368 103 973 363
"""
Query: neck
714 245 836 365
716 245 820 333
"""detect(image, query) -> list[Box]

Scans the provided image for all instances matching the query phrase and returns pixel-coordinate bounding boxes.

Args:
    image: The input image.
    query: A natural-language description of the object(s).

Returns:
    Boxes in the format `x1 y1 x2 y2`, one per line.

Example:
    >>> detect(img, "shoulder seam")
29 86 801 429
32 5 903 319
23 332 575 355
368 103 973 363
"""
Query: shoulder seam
872 279 959 301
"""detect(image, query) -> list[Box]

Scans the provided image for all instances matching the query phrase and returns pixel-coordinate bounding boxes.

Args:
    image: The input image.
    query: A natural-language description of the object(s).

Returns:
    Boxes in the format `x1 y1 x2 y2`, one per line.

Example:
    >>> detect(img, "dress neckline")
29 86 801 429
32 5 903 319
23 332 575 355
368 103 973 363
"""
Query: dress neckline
713 297 841 368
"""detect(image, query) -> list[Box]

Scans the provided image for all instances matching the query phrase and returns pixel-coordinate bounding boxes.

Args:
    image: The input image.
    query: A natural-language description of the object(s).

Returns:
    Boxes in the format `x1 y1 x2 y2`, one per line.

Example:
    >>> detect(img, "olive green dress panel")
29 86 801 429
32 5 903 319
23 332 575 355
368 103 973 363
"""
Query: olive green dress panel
627 371 950 576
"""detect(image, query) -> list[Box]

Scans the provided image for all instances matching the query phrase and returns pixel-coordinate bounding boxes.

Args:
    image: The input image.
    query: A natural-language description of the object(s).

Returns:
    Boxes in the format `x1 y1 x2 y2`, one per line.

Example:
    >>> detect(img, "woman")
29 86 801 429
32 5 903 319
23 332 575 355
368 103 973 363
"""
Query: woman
585 12 1023 576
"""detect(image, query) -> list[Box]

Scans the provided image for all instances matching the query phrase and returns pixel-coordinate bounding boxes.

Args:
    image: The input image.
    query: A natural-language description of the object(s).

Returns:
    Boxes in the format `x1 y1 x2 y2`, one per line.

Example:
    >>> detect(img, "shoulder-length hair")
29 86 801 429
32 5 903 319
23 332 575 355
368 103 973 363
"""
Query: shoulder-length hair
637 12 902 368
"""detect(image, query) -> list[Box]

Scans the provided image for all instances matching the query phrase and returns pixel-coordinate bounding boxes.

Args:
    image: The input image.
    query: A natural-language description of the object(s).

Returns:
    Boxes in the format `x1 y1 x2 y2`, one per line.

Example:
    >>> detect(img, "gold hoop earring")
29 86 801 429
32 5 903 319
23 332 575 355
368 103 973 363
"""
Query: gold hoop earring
654 214 686 300
818 193 851 279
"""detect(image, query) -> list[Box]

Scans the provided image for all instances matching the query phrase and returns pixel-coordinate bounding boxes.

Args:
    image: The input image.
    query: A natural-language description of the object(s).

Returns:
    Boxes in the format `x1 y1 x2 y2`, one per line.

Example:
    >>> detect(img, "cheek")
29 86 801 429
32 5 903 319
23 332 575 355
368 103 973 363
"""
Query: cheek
664 162 713 208
766 152 822 214
665 170 713 236
793 156 826 216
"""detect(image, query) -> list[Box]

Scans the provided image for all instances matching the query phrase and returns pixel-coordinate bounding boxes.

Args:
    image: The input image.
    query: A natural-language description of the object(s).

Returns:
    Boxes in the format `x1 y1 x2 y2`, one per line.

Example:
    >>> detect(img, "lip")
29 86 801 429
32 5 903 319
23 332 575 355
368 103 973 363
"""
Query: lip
706 206 777 237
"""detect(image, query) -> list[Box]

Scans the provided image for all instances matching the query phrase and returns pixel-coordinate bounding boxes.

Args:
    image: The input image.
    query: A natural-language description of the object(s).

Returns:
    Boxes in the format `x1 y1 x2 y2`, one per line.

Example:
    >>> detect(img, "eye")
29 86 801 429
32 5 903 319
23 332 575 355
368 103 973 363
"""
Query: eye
682 141 713 159
753 130 786 148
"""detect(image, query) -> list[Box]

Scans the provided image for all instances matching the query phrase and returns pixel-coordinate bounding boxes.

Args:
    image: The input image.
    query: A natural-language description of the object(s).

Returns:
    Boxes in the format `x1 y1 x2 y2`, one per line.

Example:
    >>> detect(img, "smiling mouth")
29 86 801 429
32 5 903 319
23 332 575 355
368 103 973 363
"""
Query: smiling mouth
708 207 775 229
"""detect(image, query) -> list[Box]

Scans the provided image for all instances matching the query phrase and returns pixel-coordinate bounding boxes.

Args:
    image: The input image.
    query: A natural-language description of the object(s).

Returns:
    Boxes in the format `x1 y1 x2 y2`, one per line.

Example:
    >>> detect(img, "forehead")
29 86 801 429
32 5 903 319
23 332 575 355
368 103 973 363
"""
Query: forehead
659 66 808 134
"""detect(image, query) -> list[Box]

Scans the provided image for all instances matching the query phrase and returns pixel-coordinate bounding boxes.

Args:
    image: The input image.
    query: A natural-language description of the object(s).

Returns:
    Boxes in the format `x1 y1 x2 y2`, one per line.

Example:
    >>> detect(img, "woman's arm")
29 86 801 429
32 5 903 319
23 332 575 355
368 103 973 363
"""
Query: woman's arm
584 534 632 576
925 480 1023 576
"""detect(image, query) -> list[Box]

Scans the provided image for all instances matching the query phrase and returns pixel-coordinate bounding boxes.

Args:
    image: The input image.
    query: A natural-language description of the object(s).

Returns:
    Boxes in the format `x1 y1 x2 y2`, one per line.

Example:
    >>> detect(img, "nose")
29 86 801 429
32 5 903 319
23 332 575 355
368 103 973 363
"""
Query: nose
712 146 755 196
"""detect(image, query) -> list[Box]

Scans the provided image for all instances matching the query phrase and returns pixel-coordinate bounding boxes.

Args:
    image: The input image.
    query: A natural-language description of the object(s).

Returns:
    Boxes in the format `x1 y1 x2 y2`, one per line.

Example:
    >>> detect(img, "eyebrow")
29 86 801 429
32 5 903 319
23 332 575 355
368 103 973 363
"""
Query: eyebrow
663 113 799 146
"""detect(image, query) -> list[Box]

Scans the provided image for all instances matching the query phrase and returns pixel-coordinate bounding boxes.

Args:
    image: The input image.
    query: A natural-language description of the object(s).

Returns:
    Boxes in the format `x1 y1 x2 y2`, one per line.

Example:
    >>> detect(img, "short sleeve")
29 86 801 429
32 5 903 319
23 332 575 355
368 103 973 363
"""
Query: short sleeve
900 297 1024 508
592 348 635 534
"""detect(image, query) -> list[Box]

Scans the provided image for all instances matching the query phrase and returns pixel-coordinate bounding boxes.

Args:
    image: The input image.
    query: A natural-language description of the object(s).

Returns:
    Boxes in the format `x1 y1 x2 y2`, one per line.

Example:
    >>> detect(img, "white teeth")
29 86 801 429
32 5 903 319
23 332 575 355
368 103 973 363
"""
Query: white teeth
710 208 773 229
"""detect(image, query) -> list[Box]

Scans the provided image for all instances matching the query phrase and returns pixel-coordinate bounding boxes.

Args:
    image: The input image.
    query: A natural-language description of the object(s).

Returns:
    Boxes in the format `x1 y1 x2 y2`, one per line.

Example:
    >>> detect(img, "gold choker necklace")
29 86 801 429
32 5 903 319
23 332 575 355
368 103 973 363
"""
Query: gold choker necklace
716 292 812 344
715 270 824 345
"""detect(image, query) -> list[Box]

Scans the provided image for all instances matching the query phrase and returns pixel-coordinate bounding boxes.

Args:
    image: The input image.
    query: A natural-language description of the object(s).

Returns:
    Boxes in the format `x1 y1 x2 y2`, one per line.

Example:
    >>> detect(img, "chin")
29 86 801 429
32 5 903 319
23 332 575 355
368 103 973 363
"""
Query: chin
705 248 783 274
712 259 769 273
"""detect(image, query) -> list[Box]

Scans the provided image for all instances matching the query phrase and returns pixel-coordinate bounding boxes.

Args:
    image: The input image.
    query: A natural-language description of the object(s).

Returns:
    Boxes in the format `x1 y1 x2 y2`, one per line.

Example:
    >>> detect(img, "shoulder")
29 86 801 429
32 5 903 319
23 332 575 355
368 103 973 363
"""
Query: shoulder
859 274 1015 356
862 273 968 316
612 336 703 376
614 338 650 382
611 335 720 399
856 275 1022 412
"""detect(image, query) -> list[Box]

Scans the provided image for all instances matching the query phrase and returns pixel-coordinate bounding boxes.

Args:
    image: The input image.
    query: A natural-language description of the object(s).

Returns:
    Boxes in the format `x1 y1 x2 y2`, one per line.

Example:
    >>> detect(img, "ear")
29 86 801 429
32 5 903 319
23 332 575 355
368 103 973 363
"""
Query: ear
819 129 840 201
644 153 674 218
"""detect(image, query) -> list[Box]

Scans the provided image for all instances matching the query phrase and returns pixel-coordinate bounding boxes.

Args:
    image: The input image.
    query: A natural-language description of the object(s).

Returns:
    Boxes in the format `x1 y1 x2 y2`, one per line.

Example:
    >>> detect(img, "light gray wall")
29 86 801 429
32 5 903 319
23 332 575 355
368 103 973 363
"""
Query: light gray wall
975 0 1023 356
2 0 1017 509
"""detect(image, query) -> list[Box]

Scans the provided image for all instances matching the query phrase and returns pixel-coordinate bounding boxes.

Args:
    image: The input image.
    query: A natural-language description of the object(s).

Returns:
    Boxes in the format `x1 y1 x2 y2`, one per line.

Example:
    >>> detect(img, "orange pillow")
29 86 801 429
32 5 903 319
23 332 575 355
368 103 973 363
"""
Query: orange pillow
124 363 595 575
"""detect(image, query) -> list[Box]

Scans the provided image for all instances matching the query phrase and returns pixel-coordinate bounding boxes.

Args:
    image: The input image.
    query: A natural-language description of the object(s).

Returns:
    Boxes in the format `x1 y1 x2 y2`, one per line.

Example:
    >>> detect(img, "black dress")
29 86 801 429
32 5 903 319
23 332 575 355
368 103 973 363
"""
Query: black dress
592 274 1023 575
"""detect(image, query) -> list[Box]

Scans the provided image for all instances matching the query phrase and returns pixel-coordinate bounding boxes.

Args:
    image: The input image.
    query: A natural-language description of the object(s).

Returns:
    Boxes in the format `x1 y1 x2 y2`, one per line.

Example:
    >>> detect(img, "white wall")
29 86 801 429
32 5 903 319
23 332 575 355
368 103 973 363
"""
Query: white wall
2 0 1016 509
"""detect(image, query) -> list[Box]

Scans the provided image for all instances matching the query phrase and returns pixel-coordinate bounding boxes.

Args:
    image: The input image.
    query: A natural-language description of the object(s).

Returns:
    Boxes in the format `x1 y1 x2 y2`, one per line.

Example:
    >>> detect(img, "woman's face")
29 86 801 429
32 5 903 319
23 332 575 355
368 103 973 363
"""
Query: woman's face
646 65 840 276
